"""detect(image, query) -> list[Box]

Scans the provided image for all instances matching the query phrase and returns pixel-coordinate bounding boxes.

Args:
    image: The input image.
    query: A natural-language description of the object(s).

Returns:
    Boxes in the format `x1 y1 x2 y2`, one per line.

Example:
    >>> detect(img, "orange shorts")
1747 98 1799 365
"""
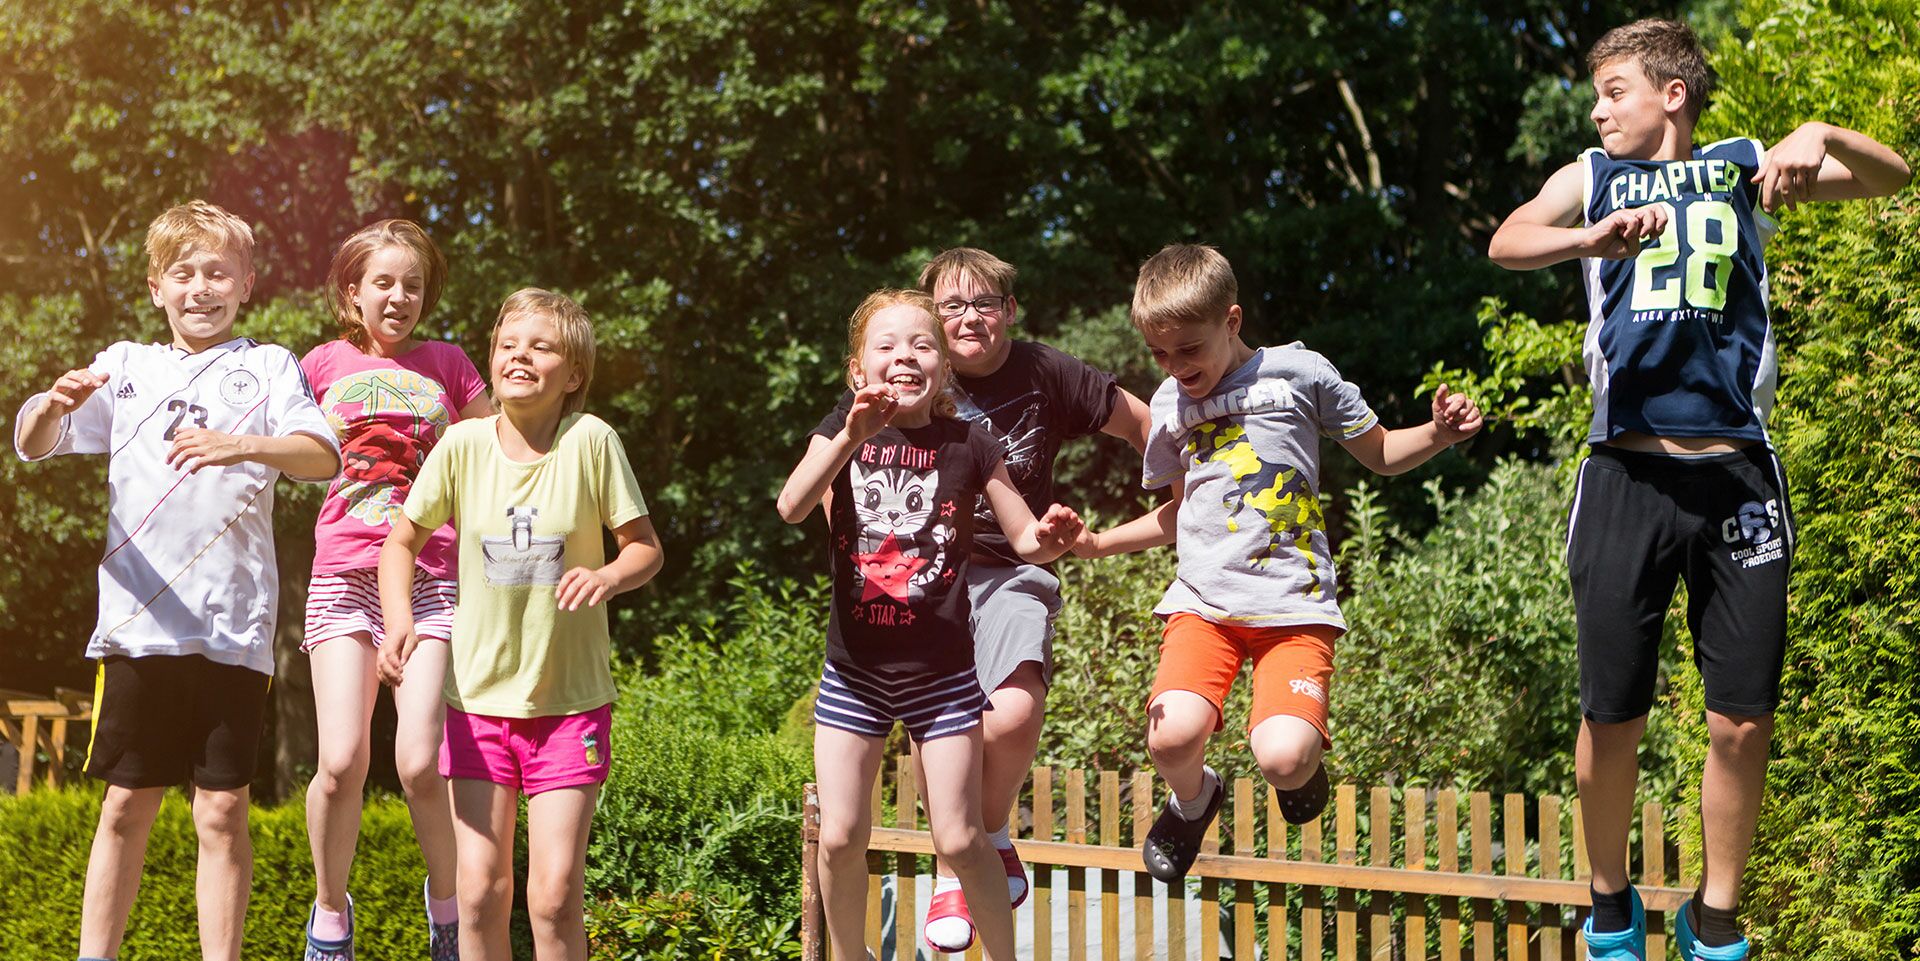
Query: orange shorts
1148 613 1339 746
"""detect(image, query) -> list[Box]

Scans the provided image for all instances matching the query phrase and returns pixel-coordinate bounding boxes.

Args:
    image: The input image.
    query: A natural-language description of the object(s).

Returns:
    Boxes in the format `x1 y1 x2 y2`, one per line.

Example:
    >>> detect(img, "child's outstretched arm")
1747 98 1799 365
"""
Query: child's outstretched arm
376 516 435 687
983 463 1084 564
1340 384 1484 476
556 516 665 611
1753 122 1912 212
777 383 899 522
15 367 108 459
1489 161 1670 269
1069 480 1183 559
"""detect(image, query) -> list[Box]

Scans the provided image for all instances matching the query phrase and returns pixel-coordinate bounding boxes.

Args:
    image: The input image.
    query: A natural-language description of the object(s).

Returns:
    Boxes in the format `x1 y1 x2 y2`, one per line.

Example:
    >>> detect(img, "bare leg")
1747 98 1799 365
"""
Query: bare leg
815 724 886 961
919 728 1015 961
392 638 457 900
1577 715 1649 895
1147 690 1219 801
525 784 598 961
191 786 252 961
451 778 519 961
1697 710 1773 910
1248 715 1323 790
78 785 165 958
306 633 377 915
921 661 1046 880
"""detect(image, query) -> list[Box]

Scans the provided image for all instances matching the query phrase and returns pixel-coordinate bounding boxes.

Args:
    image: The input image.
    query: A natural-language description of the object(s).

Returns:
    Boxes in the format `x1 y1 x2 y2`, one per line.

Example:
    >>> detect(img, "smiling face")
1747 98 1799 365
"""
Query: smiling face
491 312 583 415
1590 57 1686 160
149 246 255 352
348 245 426 355
933 268 1014 377
852 304 948 422
1141 307 1246 398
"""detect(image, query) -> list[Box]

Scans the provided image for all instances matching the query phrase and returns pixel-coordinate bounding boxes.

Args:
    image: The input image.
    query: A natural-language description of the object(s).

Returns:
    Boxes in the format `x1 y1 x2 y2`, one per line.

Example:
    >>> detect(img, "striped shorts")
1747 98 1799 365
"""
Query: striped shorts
814 660 985 743
302 567 457 651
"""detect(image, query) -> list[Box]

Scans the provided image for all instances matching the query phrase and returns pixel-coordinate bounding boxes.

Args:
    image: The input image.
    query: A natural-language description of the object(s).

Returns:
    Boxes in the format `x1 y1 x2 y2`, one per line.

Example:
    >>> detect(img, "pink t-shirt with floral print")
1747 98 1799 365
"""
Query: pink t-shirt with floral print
302 338 487 578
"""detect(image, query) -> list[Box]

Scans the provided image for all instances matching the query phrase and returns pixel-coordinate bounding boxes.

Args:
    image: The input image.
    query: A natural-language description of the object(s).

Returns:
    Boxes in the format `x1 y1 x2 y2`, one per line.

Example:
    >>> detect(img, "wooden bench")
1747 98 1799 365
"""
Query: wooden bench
0 688 93 794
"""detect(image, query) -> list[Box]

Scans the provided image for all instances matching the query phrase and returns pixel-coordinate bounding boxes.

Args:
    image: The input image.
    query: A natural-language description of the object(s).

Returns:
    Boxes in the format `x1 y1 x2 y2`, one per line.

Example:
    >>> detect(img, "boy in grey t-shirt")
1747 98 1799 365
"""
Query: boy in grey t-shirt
1074 244 1482 883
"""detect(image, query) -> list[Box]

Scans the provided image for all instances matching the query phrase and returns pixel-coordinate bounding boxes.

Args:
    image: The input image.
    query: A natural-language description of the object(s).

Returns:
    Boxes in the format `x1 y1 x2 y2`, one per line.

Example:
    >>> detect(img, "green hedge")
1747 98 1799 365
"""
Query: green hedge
0 564 820 960
0 789 432 958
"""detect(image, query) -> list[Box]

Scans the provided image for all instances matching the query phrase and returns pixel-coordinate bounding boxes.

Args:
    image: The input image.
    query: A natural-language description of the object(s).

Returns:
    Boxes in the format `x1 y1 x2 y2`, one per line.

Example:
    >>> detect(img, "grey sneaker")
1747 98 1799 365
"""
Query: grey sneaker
303 894 354 961
425 879 458 961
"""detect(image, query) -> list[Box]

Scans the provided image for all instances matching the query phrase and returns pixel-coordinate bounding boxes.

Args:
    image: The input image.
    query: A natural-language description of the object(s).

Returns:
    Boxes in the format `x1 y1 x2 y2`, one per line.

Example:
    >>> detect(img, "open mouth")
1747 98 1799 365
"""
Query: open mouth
502 368 537 384
887 372 924 389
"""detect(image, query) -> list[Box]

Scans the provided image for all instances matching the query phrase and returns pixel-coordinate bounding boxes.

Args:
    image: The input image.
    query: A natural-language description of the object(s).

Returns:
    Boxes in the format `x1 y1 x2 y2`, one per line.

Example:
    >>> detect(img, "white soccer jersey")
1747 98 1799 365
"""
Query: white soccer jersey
14 338 339 675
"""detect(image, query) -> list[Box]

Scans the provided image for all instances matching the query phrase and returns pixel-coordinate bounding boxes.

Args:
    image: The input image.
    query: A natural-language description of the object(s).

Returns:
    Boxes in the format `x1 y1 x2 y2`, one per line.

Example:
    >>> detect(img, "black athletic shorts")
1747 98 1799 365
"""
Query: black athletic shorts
86 654 271 790
1565 446 1793 722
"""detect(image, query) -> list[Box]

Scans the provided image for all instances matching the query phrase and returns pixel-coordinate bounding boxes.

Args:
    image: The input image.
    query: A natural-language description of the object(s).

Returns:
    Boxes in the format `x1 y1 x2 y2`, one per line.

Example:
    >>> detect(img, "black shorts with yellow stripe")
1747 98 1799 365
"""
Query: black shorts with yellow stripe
87 654 271 790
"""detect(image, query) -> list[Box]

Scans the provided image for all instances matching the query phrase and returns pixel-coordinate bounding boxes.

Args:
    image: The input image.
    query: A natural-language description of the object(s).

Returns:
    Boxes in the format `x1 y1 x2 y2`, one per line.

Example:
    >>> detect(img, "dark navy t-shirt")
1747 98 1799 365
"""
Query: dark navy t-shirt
1579 137 1778 445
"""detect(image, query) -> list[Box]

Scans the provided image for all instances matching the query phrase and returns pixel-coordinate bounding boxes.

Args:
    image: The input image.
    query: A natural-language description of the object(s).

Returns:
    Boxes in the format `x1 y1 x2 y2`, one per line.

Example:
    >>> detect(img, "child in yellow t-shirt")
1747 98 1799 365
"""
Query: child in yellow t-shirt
378 288 664 960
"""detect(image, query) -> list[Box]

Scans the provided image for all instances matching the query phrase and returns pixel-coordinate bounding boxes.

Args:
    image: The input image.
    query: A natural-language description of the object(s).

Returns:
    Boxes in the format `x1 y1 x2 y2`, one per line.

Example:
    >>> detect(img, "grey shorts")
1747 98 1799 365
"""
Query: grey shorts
968 562 1063 694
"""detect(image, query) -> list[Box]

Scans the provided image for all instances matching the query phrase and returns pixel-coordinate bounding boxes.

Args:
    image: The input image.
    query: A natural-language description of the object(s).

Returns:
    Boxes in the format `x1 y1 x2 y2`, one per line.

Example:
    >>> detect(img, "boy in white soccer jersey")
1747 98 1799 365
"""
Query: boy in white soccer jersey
13 200 341 961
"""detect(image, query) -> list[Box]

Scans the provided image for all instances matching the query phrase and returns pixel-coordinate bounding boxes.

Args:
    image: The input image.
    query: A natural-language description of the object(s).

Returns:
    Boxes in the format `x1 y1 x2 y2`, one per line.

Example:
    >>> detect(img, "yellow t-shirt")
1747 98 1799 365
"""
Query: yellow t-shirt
404 413 648 717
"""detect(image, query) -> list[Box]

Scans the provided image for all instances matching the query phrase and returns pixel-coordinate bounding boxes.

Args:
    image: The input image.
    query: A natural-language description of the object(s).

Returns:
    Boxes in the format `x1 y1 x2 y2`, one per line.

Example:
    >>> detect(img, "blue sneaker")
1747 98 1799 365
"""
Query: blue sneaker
1677 898 1751 960
304 894 354 961
1582 885 1645 961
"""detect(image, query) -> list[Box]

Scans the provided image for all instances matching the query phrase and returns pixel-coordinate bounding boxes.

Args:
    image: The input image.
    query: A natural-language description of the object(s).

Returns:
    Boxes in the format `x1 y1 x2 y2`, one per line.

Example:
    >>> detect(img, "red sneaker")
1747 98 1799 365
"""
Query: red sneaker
923 887 975 953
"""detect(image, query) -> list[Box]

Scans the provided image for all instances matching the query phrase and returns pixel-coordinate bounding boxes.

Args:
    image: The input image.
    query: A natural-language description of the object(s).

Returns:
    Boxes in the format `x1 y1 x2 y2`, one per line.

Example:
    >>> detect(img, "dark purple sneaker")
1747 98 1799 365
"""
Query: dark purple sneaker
425 879 459 961
303 895 353 961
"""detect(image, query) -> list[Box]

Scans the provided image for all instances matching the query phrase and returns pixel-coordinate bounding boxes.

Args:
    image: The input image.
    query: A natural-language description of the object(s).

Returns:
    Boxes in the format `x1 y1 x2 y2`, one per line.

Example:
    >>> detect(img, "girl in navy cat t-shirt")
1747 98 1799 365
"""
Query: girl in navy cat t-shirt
778 288 1083 961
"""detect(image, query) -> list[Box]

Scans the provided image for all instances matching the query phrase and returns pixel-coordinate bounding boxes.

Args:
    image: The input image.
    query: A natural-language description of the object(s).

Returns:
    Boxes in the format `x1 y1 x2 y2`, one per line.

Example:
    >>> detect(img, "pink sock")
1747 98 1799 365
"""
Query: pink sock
427 891 459 925
311 903 350 942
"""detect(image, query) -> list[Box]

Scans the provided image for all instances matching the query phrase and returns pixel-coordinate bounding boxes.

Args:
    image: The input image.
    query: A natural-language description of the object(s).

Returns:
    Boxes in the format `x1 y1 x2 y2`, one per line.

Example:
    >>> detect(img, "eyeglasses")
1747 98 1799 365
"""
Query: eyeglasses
935 295 1009 318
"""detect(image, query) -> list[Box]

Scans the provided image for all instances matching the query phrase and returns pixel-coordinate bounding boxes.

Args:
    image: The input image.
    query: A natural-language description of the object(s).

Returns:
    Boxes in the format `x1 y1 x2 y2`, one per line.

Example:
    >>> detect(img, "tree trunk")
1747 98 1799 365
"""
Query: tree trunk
271 518 318 803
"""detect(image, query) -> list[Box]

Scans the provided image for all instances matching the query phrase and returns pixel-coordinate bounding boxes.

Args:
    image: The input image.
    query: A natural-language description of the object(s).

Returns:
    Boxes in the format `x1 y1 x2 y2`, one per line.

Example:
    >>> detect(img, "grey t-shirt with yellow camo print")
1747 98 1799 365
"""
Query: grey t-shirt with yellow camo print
1142 343 1378 630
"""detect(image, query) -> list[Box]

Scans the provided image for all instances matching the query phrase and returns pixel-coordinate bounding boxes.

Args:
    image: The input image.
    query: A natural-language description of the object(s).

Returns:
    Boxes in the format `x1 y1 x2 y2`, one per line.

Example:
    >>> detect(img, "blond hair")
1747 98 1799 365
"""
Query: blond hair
1130 244 1237 334
491 288 596 416
843 288 957 418
918 247 1017 299
144 200 255 279
325 219 449 350
1588 19 1713 123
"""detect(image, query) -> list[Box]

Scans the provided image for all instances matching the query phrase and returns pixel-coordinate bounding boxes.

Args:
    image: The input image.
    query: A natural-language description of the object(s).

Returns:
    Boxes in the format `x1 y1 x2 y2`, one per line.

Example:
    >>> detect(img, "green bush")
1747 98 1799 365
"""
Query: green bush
590 715 810 916
1694 3 1920 956
1335 462 1691 801
0 788 432 959
588 565 821 958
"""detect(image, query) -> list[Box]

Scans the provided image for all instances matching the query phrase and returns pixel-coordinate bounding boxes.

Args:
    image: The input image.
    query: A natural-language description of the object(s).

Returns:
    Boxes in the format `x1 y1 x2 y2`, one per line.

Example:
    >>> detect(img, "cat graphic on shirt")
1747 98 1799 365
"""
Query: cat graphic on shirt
849 460 951 605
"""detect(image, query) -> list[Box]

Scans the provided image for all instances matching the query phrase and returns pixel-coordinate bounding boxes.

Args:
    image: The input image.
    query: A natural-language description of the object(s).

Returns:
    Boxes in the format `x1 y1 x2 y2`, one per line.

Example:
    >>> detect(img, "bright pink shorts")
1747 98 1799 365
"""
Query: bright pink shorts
440 704 613 795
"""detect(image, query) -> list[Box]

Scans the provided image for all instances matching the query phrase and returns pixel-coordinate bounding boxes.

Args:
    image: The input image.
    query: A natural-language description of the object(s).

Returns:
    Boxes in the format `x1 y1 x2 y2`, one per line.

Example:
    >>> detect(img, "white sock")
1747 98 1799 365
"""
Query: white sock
925 875 973 950
1171 766 1220 821
987 826 1012 849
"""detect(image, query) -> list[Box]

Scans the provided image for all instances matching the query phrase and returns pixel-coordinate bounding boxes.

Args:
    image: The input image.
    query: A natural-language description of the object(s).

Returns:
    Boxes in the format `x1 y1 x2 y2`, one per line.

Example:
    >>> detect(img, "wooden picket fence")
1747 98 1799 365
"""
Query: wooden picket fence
801 760 1692 960
0 688 92 793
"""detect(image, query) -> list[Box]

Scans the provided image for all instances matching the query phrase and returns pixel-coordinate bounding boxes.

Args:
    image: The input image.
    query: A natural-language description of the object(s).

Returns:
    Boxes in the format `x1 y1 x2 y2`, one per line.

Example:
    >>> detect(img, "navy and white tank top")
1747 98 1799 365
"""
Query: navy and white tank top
1580 137 1778 445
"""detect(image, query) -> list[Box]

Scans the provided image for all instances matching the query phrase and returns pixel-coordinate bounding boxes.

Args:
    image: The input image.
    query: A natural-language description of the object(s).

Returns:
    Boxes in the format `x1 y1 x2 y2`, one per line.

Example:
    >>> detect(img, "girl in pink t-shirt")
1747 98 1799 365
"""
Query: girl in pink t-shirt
298 220 490 960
